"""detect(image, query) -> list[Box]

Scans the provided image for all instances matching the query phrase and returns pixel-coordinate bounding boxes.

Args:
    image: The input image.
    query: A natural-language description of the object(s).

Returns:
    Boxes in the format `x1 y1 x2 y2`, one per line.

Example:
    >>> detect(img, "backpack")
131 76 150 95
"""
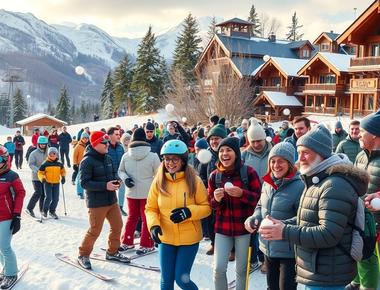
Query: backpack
214 164 249 190
26 145 37 162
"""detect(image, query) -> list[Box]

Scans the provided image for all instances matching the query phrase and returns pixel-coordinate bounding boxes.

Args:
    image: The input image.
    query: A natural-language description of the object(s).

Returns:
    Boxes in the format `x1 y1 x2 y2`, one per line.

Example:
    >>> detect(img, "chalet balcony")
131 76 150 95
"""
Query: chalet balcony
303 83 348 93
350 56 380 67
304 106 337 115
257 86 286 93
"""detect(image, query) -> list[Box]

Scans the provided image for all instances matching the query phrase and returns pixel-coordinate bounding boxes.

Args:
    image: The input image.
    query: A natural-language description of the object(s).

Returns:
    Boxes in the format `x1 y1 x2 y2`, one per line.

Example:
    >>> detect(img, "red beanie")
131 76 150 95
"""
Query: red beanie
90 131 109 147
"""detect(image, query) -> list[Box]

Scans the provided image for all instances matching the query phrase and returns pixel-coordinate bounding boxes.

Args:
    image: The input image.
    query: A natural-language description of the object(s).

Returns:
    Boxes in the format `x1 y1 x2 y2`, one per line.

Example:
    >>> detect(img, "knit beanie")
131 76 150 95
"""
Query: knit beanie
210 115 219 125
218 117 226 126
217 137 241 169
90 131 108 147
335 121 343 129
129 128 149 148
297 124 332 159
247 120 266 141
195 138 208 150
360 110 380 137
145 122 155 131
207 124 227 142
268 142 295 165
48 147 58 155
81 132 89 139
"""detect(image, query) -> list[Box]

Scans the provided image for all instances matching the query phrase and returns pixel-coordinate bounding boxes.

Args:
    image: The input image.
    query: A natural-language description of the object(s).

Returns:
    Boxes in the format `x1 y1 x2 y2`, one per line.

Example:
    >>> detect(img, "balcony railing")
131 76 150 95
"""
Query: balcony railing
304 107 337 115
258 86 286 93
350 56 380 67
304 83 348 92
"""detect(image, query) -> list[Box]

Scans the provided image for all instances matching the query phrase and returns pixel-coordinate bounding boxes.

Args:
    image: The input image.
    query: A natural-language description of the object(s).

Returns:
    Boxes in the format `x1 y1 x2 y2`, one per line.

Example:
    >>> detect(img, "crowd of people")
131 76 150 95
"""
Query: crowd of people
0 112 379 290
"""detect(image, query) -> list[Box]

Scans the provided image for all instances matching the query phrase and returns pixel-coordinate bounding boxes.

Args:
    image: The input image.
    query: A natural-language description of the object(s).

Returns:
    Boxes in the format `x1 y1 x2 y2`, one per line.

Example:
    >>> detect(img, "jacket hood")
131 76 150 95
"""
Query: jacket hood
246 142 272 157
128 145 151 160
326 163 369 197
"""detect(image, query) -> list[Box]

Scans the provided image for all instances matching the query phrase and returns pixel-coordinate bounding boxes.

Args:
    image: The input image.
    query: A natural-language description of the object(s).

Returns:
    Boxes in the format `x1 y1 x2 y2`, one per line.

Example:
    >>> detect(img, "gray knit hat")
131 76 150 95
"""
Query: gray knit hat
335 121 343 129
360 109 380 137
268 142 295 165
48 147 58 155
297 124 332 159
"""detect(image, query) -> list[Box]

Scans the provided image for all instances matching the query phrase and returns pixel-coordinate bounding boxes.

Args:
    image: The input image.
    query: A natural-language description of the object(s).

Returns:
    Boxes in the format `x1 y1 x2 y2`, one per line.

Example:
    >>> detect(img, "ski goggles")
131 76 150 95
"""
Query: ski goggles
0 156 7 163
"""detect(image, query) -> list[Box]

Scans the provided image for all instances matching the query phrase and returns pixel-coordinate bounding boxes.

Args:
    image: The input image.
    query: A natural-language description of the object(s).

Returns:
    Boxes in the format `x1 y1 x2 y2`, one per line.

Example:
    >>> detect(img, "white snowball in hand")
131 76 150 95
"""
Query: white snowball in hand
370 198 380 210
260 218 274 229
224 182 233 189
197 149 212 164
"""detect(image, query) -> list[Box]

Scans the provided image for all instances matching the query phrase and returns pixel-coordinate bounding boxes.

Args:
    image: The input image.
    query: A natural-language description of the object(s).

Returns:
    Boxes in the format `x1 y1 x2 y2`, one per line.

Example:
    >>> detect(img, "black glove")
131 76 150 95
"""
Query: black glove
10 214 21 235
150 226 162 244
170 207 192 223
41 178 46 183
73 165 79 171
125 177 135 188
61 176 66 184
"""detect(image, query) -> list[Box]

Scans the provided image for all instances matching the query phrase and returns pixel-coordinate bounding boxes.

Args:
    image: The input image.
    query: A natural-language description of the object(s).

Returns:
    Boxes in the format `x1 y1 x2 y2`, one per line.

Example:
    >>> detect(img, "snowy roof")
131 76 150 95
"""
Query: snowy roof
263 91 303 107
216 18 253 26
16 113 67 125
252 57 309 76
319 52 351 72
231 56 264 76
325 32 340 41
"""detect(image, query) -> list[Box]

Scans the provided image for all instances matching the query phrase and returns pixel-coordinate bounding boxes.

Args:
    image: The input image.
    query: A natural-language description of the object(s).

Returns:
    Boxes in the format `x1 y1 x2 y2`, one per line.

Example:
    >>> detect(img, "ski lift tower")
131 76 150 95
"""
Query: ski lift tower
2 68 24 127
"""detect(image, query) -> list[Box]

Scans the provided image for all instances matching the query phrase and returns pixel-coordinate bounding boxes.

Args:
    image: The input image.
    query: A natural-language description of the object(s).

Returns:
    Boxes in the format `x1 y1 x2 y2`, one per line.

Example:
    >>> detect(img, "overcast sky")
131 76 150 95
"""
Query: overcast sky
2 0 374 39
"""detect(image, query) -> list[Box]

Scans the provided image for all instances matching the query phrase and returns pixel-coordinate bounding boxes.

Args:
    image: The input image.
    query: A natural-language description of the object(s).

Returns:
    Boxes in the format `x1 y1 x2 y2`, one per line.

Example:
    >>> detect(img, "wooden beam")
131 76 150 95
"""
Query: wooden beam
350 93 354 119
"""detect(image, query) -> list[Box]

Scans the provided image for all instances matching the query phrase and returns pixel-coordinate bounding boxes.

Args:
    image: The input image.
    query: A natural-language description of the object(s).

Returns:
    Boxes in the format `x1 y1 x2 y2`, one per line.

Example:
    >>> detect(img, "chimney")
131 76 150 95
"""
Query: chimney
330 30 334 33
268 32 276 42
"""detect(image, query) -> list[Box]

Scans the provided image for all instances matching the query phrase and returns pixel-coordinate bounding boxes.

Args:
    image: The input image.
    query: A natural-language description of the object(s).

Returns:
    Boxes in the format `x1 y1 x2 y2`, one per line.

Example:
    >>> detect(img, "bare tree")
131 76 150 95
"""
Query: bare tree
260 12 281 37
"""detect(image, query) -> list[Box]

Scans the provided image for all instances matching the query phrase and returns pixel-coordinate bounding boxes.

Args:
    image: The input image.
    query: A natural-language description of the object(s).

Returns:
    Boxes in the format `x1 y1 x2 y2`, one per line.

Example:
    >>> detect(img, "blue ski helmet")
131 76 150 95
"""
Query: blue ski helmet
37 136 48 144
160 140 188 162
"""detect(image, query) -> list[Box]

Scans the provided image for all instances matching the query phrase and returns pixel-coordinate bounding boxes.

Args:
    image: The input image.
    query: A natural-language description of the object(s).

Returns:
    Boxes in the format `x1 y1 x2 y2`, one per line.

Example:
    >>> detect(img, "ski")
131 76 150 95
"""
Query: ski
100 247 157 260
2 263 28 290
55 253 114 281
23 210 42 223
90 253 160 272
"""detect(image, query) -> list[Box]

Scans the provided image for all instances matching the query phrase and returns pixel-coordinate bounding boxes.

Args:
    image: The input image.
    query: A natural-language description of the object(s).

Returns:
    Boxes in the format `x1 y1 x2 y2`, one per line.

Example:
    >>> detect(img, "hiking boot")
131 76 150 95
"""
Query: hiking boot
42 212 48 218
49 212 59 220
228 251 235 262
345 283 360 290
120 206 127 216
25 208 35 218
106 251 130 263
0 275 17 289
118 244 135 252
77 256 92 270
136 247 155 255
206 245 214 255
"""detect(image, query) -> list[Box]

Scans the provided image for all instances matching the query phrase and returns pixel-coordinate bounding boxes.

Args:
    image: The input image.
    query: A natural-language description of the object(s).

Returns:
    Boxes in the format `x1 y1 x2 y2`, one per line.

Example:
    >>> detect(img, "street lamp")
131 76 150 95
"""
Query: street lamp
26 94 31 116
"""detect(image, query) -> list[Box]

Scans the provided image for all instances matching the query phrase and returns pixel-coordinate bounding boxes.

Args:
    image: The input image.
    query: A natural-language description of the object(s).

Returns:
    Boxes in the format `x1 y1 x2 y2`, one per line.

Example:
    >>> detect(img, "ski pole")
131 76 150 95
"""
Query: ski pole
245 234 254 290
61 183 67 216
376 239 380 272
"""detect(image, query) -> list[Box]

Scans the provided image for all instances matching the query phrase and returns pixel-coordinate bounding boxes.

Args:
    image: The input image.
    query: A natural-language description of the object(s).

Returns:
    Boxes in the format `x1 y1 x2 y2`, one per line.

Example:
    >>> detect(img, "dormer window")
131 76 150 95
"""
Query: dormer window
321 43 330 51
301 49 310 58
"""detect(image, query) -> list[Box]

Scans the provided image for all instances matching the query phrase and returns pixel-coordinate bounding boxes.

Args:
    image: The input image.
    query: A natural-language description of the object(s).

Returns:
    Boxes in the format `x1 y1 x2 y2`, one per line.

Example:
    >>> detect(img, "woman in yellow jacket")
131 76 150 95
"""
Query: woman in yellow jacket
146 139 211 290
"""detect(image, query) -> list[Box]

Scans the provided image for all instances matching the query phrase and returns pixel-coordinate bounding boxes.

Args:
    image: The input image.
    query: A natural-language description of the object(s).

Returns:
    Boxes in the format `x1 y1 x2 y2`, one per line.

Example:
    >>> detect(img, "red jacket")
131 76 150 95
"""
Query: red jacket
208 165 261 236
32 133 39 147
0 170 26 221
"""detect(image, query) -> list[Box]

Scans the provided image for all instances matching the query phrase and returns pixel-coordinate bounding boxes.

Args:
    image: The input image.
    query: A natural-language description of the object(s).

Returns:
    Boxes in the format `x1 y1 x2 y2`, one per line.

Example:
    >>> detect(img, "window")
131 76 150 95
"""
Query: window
306 96 313 106
301 49 310 58
319 74 336 84
270 77 281 86
365 94 374 110
315 96 323 107
371 44 380 57
321 43 330 51
327 97 336 108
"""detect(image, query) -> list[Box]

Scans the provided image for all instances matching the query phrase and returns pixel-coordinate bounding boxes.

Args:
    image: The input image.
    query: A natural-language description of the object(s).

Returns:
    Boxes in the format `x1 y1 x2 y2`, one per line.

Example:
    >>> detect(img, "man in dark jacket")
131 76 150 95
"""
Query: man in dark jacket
58 126 72 167
163 121 189 145
335 120 362 163
349 112 380 290
145 122 163 158
332 121 348 151
260 124 368 289
78 131 129 270
13 130 25 169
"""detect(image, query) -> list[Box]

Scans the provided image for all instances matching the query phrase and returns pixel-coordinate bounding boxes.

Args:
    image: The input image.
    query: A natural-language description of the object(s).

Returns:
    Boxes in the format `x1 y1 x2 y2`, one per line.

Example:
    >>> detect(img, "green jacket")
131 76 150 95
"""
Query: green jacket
283 163 368 286
335 135 362 163
332 130 348 151
241 142 272 182
355 149 380 231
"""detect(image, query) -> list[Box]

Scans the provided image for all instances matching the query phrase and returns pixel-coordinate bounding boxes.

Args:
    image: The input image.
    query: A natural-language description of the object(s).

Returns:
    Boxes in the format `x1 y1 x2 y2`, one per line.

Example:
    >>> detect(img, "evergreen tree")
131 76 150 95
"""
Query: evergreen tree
70 99 76 123
172 13 202 83
206 16 217 42
130 26 163 113
80 100 87 122
55 86 71 123
159 56 170 94
248 4 261 37
12 88 27 123
113 54 134 114
286 12 304 41
47 99 55 116
100 72 114 119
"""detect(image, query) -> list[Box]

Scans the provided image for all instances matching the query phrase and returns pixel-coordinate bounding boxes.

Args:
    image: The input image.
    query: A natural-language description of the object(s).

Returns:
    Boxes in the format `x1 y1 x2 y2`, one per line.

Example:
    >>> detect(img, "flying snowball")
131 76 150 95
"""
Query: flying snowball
283 108 290 116
266 136 272 143
75 66 85 75
370 198 380 210
165 104 175 113
197 149 212 164
224 182 233 189
182 117 187 123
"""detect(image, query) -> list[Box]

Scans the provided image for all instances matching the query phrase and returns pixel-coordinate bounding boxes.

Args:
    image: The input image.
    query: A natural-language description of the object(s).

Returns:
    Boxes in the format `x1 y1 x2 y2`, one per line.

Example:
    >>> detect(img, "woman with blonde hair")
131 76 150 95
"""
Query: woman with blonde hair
145 139 211 290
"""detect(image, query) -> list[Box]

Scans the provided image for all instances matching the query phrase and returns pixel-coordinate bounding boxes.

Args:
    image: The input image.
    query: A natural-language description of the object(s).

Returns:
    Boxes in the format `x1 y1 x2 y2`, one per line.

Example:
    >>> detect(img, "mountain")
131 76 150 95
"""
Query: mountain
0 10 219 108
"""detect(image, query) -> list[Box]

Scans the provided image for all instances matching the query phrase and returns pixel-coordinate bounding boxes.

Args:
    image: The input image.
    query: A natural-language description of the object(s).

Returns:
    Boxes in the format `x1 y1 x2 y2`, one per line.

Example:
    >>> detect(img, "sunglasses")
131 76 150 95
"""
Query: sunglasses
146 130 154 133
163 157 181 164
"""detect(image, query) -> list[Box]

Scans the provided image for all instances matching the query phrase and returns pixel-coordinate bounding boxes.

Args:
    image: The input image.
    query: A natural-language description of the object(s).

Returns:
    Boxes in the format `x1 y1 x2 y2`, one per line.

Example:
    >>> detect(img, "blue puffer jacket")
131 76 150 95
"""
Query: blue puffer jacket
107 142 124 175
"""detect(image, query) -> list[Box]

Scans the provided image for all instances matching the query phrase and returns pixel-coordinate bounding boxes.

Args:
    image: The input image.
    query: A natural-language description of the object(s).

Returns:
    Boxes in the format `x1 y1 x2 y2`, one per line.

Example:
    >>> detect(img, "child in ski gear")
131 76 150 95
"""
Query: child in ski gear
13 131 25 170
3 137 15 166
118 128 160 254
38 147 65 219
245 142 303 290
0 145 26 289
208 137 261 290
78 131 129 270
25 136 48 218
145 139 211 290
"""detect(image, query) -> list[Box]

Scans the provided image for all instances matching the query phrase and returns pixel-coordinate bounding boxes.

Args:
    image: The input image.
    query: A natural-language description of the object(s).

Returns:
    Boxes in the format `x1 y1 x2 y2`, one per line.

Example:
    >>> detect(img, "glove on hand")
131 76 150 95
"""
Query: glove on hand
61 176 66 184
73 165 79 171
150 226 162 244
125 177 135 188
170 207 192 223
10 214 21 235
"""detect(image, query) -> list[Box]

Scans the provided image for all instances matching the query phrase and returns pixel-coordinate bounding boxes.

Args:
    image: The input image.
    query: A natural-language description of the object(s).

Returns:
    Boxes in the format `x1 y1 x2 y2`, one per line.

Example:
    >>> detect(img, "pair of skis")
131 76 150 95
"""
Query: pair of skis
1 263 28 290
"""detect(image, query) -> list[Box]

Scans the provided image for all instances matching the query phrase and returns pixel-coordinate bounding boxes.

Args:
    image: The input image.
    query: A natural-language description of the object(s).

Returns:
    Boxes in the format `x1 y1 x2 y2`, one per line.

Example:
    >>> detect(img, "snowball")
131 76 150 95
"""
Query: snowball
197 149 212 164
165 104 175 113
266 136 272 143
283 108 290 116
75 66 85 75
182 117 187 123
260 218 274 228
370 198 380 210
224 182 233 189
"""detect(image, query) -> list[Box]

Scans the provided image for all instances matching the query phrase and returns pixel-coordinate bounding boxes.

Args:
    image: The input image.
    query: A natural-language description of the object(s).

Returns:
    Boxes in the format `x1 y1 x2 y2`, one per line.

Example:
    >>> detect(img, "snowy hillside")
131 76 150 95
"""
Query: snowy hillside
0 112 276 290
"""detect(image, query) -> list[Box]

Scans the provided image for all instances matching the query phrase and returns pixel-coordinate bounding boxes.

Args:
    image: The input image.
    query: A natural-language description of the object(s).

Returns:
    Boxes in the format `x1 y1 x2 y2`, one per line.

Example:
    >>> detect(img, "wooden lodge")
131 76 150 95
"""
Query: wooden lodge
16 113 67 136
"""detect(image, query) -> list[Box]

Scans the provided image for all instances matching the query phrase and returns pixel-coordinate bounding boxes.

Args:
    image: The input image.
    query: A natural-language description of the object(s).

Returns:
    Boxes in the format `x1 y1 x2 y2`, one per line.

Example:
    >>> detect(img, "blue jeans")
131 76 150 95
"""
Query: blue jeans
118 184 125 207
43 183 59 213
0 220 17 276
76 170 83 197
159 243 199 290
303 286 345 290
